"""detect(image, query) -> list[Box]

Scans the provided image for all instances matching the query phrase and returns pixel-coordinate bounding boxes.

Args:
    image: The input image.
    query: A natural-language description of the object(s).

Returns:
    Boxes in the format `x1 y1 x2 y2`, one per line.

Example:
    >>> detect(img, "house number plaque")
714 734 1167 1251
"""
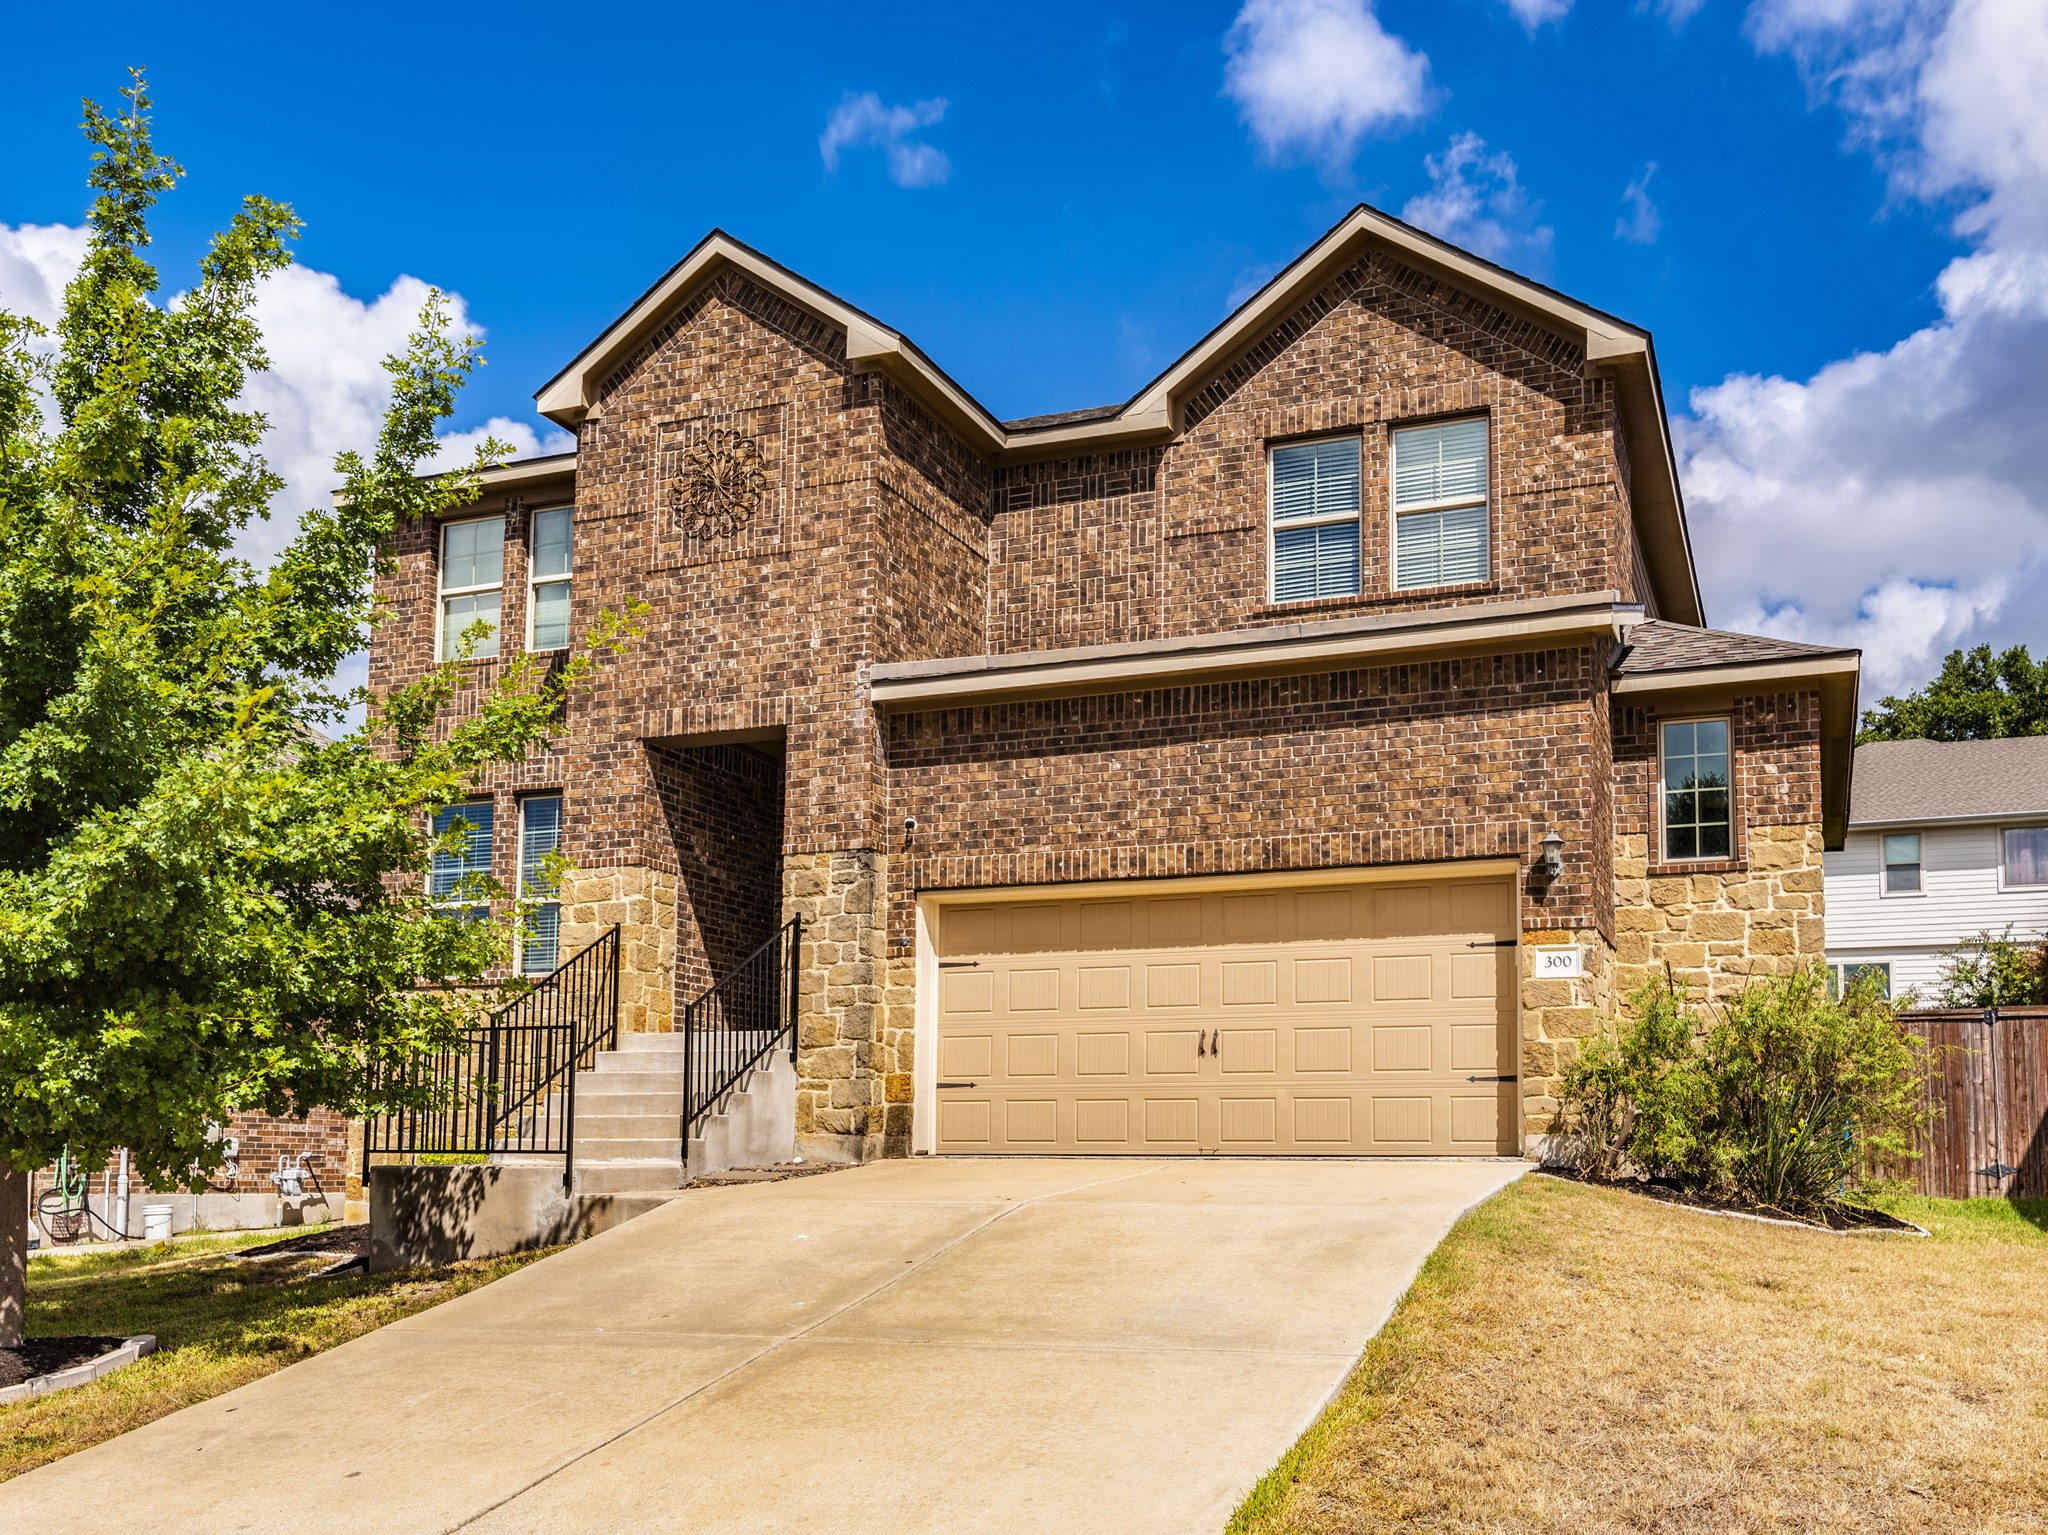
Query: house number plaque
1532 946 1584 978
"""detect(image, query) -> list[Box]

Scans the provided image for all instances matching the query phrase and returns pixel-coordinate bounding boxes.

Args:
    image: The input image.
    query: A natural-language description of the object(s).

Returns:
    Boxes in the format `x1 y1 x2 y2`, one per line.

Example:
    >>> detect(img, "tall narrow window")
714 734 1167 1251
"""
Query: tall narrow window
529 508 573 652
1660 718 1731 862
1882 833 1923 894
439 517 504 659
1270 437 1362 602
1392 417 1489 589
519 796 563 975
429 801 494 923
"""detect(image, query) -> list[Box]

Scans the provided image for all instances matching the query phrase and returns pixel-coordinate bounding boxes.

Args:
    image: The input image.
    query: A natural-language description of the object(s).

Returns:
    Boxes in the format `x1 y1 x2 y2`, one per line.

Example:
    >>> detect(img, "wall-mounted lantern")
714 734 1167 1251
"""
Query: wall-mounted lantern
1536 830 1565 881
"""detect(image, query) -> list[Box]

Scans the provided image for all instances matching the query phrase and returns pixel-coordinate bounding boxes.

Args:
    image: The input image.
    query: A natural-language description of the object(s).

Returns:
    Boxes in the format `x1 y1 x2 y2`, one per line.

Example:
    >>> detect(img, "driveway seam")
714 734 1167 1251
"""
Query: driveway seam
443 1161 1167 1534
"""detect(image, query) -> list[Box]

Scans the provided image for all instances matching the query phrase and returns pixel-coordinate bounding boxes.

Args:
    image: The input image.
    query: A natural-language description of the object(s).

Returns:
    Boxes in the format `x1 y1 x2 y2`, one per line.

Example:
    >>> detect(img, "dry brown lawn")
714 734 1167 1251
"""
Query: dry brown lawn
1 1229 550 1482
1231 1175 2048 1534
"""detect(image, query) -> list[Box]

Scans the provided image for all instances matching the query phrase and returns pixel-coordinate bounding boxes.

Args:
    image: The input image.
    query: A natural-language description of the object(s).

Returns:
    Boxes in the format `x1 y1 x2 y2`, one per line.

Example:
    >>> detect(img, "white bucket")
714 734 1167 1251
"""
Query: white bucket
141 1204 174 1242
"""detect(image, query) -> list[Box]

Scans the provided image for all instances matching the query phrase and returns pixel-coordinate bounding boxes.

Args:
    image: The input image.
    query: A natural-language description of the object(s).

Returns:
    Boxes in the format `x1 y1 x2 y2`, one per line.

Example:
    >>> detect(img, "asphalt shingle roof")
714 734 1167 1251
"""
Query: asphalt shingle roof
1849 737 2048 825
1001 404 1125 431
1612 620 1855 676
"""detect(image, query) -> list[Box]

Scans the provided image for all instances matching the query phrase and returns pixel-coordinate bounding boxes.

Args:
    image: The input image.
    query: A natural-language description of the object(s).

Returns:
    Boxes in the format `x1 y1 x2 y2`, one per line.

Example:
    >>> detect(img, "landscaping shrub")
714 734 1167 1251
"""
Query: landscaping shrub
1560 967 1931 1215
1934 924 2048 1008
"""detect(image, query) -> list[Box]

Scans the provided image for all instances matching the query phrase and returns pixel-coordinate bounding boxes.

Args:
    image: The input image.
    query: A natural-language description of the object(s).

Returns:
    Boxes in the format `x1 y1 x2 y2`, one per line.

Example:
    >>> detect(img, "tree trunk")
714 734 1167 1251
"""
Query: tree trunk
0 1164 26 1349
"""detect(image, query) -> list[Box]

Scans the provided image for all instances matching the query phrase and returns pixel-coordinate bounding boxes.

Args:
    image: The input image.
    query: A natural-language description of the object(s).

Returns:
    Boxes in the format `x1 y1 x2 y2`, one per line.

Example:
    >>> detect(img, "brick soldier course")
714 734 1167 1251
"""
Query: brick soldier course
372 205 1861 1163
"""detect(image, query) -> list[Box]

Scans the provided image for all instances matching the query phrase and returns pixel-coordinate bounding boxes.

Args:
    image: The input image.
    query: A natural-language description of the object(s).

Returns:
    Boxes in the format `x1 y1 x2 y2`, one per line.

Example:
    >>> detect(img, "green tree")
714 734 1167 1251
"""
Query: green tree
1859 644 2048 741
0 76 634 1345
1934 926 2048 1008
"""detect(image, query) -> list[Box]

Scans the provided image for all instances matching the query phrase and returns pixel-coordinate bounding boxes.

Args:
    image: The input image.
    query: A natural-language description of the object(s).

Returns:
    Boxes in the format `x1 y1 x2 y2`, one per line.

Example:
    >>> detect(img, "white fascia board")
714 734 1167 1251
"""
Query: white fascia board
871 596 1635 708
1848 810 2048 832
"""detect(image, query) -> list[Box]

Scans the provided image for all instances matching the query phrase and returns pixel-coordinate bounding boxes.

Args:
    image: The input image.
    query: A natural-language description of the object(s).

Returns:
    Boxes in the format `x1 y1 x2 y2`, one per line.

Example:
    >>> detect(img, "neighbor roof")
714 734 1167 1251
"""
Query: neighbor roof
529 204 1702 625
1849 738 2048 826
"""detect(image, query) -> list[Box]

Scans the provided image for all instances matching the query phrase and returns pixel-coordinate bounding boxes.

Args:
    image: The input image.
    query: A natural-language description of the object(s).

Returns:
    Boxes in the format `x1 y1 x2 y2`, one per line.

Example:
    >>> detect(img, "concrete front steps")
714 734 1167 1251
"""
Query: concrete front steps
571 1031 796 1196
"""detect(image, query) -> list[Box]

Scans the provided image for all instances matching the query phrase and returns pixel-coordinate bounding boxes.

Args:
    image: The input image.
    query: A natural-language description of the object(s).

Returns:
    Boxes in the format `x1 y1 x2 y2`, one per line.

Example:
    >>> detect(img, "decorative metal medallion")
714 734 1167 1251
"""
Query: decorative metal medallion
670 428 768 541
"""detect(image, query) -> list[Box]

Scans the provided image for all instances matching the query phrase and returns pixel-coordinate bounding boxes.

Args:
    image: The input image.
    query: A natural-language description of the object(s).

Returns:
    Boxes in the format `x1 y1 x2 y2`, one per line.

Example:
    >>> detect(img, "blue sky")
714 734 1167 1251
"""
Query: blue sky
4 0 2044 695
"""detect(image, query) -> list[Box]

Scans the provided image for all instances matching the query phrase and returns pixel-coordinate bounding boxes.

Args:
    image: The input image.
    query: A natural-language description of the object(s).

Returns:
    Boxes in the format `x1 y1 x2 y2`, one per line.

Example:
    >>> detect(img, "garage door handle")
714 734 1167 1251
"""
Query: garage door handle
936 1081 978 1089
1467 1074 1518 1083
1466 940 1517 949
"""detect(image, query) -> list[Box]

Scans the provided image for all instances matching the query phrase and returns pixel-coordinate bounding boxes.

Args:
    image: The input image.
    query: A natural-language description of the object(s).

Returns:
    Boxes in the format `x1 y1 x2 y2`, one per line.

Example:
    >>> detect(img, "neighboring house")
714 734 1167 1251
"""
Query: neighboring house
369 203 1860 1168
1824 738 2048 1000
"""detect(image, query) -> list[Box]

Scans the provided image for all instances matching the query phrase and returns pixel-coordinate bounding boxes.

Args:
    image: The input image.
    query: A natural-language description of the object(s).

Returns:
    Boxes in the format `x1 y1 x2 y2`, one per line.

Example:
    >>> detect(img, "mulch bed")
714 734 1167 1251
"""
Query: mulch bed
1539 1166 1922 1231
234 1223 371 1260
0 1337 130 1391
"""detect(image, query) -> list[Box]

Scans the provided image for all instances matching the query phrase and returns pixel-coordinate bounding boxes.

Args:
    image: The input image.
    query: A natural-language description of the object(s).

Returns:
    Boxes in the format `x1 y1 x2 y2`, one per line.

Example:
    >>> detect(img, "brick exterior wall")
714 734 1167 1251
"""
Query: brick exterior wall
1609 689 1830 1006
364 237 1824 1161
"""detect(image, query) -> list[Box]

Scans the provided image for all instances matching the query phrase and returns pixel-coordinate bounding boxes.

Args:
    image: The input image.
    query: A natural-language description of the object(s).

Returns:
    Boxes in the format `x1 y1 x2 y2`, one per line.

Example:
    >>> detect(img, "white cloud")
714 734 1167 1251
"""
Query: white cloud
1616 161 1662 243
1676 0 2048 694
0 228 572 570
1500 0 1573 28
1649 0 1709 25
818 93 952 188
1400 132 1555 272
1223 0 1431 164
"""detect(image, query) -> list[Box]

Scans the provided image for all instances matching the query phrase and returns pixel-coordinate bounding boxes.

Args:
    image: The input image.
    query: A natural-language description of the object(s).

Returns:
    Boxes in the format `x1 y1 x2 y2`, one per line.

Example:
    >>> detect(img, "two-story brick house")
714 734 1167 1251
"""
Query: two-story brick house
370 204 1859 1169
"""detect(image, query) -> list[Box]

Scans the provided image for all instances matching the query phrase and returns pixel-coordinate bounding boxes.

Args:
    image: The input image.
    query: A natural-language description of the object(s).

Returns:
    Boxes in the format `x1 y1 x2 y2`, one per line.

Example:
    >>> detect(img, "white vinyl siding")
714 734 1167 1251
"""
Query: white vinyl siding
1392 417 1489 590
1824 822 2048 998
439 517 504 660
518 796 563 975
1270 437 1362 602
528 508 573 652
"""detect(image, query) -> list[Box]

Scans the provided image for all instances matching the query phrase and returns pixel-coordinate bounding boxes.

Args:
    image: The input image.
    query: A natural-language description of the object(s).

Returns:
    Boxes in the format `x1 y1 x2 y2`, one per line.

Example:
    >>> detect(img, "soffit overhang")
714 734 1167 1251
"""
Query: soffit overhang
533 207 1702 624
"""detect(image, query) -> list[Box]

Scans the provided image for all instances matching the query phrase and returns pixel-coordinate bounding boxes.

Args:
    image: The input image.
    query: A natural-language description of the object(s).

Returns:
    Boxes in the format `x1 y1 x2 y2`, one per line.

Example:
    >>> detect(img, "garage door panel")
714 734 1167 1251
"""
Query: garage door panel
931 877 1516 1156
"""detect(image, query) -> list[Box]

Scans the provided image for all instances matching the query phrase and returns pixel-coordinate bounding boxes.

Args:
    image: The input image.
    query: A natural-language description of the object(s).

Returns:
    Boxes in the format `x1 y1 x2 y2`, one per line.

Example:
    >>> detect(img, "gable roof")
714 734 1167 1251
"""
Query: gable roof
533 204 1701 624
1849 737 2048 826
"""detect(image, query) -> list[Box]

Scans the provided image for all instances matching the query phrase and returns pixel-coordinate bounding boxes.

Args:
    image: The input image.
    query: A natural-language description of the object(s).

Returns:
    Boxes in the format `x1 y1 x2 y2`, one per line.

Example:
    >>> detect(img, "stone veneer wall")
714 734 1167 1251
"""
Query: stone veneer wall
782 850 892 1163
1517 928 1619 1142
558 866 679 1034
1613 824 1828 1001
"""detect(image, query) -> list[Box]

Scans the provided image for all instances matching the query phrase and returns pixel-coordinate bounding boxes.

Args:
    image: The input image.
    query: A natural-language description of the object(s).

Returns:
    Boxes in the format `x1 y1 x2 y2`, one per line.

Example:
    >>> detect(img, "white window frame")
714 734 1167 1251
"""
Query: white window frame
437 514 506 662
1267 434 1363 605
1998 822 2048 891
1656 714 1735 865
1880 831 1925 898
1830 961 1892 1000
526 506 574 654
517 794 564 976
1390 415 1492 592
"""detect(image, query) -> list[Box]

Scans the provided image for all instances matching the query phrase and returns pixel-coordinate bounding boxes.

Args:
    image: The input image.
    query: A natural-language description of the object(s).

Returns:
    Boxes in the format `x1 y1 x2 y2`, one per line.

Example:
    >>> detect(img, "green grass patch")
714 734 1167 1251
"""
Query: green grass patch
5 1225 551 1481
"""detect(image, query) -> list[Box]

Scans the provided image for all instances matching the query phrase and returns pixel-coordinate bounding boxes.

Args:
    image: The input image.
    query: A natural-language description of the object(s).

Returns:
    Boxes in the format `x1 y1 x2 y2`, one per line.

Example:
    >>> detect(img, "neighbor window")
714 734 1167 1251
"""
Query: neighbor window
429 800 494 922
439 516 504 659
518 796 563 975
2005 825 2048 888
528 508 573 652
1270 436 1362 602
1882 832 1923 895
1829 962 1892 1000
1660 718 1731 861
1392 416 1490 590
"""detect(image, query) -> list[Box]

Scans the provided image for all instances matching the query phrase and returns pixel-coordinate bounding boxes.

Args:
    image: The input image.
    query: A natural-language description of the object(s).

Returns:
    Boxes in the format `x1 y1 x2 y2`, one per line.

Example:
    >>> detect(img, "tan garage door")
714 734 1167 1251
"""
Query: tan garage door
930 874 1518 1156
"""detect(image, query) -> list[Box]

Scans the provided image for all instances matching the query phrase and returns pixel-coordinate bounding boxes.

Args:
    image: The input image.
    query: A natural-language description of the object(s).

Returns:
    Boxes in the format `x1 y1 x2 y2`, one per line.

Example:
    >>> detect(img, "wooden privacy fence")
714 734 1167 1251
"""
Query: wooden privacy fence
1897 1007 2048 1199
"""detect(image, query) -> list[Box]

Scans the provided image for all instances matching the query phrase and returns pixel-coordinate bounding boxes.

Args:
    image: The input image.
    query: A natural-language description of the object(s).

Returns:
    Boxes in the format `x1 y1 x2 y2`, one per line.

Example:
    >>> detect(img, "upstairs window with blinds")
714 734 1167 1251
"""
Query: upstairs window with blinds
529 508 573 652
429 801 495 923
1392 416 1490 590
1270 436 1362 603
439 517 504 660
519 796 563 974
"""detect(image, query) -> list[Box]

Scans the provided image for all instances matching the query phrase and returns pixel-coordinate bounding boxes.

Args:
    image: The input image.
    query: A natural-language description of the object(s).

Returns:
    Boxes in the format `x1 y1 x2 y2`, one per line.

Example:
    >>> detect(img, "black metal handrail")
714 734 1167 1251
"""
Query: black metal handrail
364 926 620 1189
683 918 800 1142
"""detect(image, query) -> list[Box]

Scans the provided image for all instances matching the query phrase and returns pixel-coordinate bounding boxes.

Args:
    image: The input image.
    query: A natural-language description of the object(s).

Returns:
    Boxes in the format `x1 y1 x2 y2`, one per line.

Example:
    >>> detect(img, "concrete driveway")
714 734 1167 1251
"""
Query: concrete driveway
1 1157 1523 1534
